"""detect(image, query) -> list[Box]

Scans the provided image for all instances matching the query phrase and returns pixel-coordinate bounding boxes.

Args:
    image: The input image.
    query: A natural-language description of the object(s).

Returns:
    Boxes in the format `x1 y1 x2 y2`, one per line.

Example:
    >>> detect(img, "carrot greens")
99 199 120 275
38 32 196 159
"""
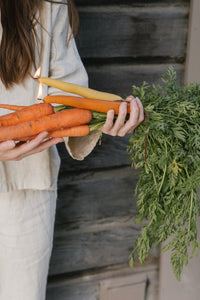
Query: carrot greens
128 66 200 280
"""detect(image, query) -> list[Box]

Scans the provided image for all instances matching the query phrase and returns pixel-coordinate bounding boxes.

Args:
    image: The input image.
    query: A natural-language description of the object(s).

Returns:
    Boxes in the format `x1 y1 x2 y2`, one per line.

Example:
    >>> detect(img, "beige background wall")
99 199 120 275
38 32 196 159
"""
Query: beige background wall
160 1 200 299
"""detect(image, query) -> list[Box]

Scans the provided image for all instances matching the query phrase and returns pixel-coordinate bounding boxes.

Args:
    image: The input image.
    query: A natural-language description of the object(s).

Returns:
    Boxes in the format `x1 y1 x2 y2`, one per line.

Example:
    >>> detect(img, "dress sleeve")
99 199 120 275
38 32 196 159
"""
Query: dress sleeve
49 2 100 160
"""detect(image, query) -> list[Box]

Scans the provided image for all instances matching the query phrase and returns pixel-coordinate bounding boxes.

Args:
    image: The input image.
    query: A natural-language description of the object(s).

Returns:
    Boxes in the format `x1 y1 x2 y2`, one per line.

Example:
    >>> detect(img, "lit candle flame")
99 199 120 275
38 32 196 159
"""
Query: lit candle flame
34 67 43 100
34 66 41 79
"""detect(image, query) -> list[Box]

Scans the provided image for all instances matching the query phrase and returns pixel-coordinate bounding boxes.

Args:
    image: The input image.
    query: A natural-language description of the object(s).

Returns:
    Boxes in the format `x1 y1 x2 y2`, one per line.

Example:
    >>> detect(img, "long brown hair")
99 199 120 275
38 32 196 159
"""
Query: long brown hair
0 0 79 89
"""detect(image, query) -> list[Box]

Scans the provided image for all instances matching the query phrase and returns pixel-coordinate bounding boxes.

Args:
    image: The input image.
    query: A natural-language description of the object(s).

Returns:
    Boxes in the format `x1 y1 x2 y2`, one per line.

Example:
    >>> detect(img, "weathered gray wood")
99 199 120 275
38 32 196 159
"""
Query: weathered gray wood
49 215 159 275
76 0 189 6
47 280 99 300
47 262 158 300
48 0 189 298
86 63 184 97
77 6 189 58
57 133 131 173
56 167 140 227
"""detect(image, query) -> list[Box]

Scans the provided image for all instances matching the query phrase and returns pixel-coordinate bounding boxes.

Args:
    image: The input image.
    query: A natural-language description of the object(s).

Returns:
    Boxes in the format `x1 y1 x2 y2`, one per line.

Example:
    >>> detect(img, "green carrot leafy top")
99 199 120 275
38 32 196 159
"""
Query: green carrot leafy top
128 66 200 280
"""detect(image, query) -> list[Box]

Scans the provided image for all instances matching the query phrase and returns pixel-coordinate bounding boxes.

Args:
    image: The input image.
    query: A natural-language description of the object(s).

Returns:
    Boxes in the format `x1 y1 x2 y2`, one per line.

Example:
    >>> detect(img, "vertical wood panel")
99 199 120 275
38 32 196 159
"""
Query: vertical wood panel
184 0 200 83
159 1 200 300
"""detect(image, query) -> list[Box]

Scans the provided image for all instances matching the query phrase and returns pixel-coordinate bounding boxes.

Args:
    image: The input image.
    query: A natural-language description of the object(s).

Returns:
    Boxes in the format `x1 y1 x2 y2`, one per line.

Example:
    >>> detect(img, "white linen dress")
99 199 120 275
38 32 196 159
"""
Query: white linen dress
0 1 99 299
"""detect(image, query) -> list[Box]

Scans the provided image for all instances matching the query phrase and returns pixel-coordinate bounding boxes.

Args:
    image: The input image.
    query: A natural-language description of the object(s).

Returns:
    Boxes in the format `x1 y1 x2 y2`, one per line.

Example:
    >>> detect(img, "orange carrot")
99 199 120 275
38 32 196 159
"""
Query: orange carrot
43 95 130 115
0 104 27 111
0 108 92 141
16 135 36 141
0 103 54 127
17 125 90 141
49 125 90 138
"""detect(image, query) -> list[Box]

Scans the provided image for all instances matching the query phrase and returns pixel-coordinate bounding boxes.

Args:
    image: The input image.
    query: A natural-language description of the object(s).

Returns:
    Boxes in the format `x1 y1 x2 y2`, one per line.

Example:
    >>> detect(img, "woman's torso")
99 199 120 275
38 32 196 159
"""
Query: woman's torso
0 1 61 192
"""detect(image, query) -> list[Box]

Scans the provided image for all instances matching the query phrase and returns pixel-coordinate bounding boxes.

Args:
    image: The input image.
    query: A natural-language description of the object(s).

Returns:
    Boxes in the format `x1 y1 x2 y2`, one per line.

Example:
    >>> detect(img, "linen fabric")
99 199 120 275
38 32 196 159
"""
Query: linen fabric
0 189 57 300
0 1 100 192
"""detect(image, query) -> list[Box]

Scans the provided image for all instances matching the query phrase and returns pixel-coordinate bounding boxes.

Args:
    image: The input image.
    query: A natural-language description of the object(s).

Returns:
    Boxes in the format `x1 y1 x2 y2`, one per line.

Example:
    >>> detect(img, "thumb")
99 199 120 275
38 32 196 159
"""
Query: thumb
0 140 16 151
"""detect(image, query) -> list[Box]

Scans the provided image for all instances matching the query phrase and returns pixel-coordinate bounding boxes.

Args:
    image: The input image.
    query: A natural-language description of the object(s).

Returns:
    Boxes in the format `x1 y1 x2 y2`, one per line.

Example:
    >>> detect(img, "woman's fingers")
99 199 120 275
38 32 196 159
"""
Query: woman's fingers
10 132 49 159
0 140 16 151
0 132 63 161
102 102 127 136
136 97 145 123
119 97 144 135
102 95 144 137
102 109 115 134
17 137 63 160
117 99 138 136
109 102 127 136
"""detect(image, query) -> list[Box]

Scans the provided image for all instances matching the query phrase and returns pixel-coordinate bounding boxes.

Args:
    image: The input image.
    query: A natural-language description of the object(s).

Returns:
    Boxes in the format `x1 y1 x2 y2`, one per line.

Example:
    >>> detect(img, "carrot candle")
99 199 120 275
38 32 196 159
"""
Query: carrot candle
39 77 122 101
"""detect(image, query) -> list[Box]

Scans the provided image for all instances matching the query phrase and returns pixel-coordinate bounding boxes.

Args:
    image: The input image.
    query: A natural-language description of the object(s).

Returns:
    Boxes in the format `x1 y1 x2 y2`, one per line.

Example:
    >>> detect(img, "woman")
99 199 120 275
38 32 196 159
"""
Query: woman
0 0 144 299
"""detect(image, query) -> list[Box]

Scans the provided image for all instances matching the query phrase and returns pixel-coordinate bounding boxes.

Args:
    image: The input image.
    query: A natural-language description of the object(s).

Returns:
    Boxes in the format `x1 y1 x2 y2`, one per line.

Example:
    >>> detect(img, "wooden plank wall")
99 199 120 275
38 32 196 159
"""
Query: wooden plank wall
46 0 190 299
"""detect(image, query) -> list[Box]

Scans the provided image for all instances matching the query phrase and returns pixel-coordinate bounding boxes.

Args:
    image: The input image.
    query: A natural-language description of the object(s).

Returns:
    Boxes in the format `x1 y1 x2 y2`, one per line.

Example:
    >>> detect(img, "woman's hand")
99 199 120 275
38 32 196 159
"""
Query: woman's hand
0 132 63 161
102 95 144 136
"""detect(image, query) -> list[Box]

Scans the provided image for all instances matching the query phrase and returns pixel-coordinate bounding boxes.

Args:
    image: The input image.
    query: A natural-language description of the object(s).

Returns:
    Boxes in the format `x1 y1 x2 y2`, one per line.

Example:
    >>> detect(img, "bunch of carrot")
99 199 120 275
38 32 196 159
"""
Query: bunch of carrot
0 97 125 142
0 103 92 142
0 81 126 142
